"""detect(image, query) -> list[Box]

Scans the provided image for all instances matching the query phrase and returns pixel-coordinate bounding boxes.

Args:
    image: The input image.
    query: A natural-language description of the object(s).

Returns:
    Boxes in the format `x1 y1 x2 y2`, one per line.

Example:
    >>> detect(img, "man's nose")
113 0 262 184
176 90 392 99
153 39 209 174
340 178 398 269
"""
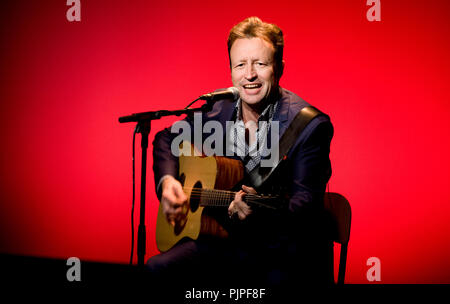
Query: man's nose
244 64 257 80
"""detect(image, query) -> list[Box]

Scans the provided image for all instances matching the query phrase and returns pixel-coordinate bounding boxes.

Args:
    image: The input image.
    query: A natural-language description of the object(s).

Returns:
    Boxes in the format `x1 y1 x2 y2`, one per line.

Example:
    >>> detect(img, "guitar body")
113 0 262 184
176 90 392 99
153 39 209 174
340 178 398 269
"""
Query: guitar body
155 152 244 252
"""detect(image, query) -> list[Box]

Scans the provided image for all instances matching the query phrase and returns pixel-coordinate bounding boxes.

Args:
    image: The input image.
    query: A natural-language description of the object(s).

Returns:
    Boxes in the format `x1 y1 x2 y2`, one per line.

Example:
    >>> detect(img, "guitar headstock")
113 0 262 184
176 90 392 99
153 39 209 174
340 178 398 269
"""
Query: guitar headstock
246 193 288 210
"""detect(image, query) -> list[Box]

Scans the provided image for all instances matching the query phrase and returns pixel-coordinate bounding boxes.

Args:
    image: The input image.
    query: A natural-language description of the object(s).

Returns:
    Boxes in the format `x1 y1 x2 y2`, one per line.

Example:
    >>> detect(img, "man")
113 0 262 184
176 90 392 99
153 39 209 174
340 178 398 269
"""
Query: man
148 17 334 286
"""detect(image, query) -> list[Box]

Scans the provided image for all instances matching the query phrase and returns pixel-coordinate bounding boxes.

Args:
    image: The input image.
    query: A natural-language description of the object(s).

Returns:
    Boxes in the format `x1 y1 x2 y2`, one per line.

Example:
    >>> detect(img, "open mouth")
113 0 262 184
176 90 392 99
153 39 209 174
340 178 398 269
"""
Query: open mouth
243 83 262 89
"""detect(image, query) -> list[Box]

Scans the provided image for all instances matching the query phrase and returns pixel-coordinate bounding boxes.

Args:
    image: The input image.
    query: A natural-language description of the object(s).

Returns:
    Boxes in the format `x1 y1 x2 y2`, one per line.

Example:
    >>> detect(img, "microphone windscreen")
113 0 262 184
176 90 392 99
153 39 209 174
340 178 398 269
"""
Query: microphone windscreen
227 87 240 100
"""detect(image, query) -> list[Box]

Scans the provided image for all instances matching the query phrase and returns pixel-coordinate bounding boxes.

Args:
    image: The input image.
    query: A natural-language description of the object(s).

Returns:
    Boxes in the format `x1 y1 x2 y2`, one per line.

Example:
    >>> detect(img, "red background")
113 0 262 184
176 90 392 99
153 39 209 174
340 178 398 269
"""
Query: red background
1 0 449 283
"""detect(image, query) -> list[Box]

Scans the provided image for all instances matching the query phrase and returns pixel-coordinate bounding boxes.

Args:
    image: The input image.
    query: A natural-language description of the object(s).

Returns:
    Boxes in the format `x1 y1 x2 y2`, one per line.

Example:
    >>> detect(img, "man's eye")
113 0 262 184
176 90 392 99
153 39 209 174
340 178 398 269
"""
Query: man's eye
257 62 266 66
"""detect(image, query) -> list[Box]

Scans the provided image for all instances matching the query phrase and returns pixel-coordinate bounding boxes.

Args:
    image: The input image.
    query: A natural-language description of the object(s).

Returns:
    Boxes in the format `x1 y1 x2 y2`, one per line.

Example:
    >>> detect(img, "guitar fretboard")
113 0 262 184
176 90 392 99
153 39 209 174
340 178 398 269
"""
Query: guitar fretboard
183 187 278 209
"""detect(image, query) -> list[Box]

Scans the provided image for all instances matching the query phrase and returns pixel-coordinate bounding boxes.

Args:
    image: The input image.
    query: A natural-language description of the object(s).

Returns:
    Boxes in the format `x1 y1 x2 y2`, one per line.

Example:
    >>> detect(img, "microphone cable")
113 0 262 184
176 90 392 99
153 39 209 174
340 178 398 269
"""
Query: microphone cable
184 96 201 110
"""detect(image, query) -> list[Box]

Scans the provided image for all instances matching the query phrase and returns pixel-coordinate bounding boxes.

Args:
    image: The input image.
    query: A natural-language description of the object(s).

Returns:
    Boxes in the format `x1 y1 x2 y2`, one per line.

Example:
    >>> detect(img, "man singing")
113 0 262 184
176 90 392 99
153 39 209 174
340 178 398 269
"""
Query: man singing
147 16 334 286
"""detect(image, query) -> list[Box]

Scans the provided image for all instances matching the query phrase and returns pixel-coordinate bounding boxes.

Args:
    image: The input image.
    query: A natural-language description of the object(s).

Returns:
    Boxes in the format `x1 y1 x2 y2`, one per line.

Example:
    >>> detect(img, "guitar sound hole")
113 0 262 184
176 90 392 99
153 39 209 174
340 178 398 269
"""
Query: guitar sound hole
190 181 202 212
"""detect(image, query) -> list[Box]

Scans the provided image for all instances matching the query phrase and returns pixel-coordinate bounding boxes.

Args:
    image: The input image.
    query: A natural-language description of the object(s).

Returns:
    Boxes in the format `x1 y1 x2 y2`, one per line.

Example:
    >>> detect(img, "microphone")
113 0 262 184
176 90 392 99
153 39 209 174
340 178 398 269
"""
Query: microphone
199 87 239 102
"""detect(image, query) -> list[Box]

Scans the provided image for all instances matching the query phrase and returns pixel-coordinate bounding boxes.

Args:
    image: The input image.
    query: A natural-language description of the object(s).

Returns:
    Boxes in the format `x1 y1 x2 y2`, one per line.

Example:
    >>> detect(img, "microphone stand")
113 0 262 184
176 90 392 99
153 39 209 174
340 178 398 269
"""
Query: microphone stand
118 101 214 267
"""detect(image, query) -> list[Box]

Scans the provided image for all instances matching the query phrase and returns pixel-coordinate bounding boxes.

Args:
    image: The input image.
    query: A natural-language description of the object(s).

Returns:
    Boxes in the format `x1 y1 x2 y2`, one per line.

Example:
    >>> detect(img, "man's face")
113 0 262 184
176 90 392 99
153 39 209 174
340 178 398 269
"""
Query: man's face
230 37 279 107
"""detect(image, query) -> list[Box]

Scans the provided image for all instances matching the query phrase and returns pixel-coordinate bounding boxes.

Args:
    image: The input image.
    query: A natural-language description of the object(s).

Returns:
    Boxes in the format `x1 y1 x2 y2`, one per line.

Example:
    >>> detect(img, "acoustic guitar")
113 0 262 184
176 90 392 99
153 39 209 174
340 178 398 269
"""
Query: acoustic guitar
155 147 283 252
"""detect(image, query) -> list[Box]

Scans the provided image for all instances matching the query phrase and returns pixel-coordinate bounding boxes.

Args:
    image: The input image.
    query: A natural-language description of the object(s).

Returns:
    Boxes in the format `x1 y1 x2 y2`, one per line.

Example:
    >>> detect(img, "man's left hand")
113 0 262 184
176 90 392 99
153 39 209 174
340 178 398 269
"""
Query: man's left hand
228 185 257 220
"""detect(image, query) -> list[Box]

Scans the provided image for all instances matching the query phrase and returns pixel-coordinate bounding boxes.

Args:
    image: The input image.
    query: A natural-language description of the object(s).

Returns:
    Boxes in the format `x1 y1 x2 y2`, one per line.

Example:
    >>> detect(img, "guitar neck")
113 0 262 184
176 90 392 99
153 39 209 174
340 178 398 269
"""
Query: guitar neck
184 188 278 209
185 188 234 207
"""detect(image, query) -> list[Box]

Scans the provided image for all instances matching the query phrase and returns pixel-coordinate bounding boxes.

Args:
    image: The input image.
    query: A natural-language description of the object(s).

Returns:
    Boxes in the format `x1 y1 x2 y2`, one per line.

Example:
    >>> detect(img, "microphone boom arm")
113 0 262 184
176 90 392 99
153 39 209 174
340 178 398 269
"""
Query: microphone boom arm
118 102 213 124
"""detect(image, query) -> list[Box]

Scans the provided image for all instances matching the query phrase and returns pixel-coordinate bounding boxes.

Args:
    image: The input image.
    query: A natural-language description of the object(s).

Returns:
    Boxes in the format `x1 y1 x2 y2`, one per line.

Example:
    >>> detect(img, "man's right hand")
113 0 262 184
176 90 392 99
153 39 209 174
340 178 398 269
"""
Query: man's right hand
160 176 188 226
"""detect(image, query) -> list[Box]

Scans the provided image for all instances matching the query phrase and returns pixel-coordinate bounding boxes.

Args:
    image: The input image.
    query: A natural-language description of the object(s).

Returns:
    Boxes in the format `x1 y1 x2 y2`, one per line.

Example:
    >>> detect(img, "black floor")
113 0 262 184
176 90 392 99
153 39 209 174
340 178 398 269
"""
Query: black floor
0 253 448 302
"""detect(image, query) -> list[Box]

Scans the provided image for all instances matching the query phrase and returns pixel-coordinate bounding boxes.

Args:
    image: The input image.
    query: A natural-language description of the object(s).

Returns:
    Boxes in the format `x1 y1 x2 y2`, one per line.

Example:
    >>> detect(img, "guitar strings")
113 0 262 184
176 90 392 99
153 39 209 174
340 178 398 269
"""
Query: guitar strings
185 188 261 200
183 187 265 198
181 187 278 209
